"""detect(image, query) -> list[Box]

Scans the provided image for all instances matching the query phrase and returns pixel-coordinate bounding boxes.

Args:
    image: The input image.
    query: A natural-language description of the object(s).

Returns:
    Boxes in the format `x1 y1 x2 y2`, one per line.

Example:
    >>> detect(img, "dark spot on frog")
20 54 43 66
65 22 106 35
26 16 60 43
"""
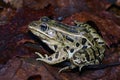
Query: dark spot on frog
70 48 74 53
88 43 91 46
82 38 87 45
63 57 65 60
82 45 87 49
48 57 52 61
93 32 97 34
63 48 66 52
54 45 57 50
83 29 89 33
55 53 59 59
98 42 104 44
94 38 99 41
66 36 74 42
91 58 94 61
66 46 69 49
85 52 90 61
76 42 80 47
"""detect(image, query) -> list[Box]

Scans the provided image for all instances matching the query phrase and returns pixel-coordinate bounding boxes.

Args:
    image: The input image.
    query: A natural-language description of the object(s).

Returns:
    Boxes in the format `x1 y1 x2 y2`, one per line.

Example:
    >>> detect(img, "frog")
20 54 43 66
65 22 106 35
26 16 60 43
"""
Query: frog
28 16 106 73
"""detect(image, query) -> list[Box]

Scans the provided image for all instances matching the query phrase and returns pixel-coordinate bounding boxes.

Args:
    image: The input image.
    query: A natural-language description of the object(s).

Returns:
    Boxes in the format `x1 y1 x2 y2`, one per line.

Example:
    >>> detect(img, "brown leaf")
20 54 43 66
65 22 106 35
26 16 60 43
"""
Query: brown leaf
3 0 51 10
85 0 111 12
52 0 89 17
116 0 120 6
50 0 111 17
3 0 23 9
0 8 15 25
24 0 51 10
0 57 56 80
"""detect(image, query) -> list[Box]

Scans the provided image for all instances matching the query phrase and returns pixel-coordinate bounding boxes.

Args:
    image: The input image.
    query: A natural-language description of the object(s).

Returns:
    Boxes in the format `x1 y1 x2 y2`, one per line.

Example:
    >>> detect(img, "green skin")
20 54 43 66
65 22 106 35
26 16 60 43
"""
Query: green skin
28 16 106 73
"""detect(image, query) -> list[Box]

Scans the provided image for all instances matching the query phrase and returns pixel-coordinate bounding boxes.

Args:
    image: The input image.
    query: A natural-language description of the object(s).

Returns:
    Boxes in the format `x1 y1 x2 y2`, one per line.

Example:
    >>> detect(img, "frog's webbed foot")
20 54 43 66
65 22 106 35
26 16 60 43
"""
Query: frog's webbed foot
59 64 76 73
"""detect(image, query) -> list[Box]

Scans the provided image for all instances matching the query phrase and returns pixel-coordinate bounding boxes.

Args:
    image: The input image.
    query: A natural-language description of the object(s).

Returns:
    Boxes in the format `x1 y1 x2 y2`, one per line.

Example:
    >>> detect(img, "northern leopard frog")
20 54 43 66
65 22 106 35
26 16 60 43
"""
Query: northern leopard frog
28 16 106 73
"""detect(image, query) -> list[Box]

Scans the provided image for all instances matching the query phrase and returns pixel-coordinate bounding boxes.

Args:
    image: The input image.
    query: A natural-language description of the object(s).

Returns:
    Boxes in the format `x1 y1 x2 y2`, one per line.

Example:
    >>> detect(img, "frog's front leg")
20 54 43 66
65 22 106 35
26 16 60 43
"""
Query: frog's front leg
35 51 68 65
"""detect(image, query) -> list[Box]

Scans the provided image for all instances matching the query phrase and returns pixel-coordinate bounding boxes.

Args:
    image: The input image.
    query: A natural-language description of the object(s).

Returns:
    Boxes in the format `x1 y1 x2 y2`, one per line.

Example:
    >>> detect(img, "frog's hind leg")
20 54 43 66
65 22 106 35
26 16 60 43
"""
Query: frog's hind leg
35 51 68 65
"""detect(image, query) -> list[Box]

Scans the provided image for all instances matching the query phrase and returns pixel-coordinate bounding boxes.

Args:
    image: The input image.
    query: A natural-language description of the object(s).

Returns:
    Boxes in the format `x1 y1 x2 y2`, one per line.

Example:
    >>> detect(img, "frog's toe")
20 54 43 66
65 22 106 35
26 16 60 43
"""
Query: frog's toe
36 58 48 63
35 52 44 58
58 66 69 73
36 58 42 61
79 65 84 72
44 54 49 58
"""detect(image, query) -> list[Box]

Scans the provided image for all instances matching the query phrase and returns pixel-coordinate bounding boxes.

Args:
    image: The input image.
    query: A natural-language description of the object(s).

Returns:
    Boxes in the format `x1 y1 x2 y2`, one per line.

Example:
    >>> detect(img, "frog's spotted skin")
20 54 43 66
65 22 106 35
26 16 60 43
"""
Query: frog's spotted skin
28 16 106 73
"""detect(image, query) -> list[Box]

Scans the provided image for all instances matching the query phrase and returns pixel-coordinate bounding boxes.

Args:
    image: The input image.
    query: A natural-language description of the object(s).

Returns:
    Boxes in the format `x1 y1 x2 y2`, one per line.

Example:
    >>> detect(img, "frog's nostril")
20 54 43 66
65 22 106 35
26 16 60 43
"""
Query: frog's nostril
29 22 38 27
40 24 47 31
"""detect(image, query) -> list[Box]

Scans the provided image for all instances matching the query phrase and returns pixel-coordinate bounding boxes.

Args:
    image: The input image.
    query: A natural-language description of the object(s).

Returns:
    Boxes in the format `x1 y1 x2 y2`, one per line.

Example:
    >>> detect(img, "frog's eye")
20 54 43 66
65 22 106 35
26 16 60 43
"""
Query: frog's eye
40 23 48 31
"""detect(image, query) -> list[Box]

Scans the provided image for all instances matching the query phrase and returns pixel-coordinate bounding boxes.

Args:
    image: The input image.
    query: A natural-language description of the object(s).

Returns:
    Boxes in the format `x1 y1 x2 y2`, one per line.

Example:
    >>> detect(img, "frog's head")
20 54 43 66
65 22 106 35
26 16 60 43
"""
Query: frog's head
28 16 77 45
28 16 62 44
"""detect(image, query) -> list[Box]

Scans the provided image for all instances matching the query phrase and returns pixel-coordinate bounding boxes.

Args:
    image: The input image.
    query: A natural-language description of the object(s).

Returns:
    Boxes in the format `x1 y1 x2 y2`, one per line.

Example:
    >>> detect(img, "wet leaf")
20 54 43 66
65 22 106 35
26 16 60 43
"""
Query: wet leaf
0 57 56 80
